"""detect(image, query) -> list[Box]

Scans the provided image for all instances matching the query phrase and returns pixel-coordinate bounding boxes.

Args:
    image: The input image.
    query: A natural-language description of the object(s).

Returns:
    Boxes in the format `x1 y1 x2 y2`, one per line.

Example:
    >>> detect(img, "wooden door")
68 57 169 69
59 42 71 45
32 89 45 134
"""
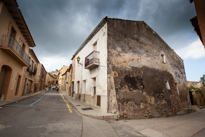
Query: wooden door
97 95 101 106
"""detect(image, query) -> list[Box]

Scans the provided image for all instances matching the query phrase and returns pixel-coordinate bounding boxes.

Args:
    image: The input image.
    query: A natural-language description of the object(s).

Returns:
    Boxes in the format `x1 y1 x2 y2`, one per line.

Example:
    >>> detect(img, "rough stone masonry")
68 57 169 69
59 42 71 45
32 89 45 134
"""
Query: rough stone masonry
106 18 189 118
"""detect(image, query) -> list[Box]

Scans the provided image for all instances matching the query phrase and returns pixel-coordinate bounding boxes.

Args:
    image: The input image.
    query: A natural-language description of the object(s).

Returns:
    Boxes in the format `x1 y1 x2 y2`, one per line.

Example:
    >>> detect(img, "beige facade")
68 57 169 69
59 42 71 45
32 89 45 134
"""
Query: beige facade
50 69 59 85
61 64 72 93
45 73 55 87
0 1 36 101
58 66 69 90
34 64 47 92
21 49 39 95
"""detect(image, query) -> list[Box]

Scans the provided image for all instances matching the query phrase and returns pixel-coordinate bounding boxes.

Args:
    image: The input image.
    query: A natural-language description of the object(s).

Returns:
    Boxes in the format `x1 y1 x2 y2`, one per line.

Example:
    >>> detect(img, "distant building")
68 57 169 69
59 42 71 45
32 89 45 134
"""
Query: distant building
58 66 69 90
0 0 37 100
61 64 72 94
50 70 59 85
71 17 189 118
45 72 55 87
190 0 205 48
34 63 47 92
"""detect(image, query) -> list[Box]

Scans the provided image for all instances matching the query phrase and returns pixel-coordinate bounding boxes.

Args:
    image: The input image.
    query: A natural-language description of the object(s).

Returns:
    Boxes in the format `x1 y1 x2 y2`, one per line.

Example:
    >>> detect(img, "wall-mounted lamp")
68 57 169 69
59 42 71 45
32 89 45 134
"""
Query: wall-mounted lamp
77 56 83 66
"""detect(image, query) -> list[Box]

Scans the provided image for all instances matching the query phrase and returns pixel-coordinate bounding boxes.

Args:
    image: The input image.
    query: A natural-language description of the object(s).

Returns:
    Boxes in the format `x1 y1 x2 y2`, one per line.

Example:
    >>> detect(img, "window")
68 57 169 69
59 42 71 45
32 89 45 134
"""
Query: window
93 42 97 51
93 77 96 96
165 81 170 90
15 75 21 95
161 54 166 63
175 83 179 95
31 61 34 71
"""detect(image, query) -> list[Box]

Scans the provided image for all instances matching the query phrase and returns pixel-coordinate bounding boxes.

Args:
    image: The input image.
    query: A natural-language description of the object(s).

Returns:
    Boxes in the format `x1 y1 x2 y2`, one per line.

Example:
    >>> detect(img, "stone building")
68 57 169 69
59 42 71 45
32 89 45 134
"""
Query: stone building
34 63 46 92
190 0 205 47
62 69 69 93
187 81 205 107
45 72 55 87
61 64 72 94
58 65 69 90
0 0 36 101
50 69 59 85
72 17 189 118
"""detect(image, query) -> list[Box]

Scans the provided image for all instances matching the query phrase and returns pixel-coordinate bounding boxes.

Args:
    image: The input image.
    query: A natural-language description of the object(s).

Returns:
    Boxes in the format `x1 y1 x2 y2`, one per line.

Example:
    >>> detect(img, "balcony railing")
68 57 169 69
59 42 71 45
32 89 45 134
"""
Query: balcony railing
26 65 37 75
1 35 30 65
85 51 100 69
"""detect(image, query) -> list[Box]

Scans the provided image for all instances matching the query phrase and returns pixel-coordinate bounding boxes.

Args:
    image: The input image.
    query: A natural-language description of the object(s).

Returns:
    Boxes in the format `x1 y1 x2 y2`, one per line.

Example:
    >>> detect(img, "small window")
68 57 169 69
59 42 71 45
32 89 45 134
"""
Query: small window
161 54 166 63
175 83 179 95
165 81 170 89
93 78 96 96
93 42 97 51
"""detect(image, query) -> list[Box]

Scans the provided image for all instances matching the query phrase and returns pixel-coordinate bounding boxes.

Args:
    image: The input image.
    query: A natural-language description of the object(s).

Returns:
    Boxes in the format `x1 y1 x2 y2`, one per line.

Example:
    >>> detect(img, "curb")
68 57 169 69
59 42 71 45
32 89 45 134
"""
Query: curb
63 93 118 120
0 91 43 107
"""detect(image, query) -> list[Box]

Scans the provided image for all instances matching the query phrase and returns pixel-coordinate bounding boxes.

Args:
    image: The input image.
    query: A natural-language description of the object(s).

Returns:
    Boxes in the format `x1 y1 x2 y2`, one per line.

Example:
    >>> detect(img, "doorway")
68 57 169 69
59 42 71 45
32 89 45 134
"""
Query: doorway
26 80 32 94
0 65 12 101
77 81 80 100
22 78 27 95
72 81 74 97
189 91 194 105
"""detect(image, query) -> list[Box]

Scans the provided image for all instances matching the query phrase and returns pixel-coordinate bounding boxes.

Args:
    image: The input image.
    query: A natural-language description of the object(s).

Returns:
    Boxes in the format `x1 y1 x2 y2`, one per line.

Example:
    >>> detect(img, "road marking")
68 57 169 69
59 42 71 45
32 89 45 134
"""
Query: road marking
29 97 43 106
6 97 44 107
59 91 72 113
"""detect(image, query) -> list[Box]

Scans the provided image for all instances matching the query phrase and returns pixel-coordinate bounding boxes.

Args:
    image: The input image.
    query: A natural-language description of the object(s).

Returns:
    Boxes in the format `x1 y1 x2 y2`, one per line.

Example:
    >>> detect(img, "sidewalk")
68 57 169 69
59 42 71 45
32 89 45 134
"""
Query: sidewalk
61 91 118 120
0 91 43 107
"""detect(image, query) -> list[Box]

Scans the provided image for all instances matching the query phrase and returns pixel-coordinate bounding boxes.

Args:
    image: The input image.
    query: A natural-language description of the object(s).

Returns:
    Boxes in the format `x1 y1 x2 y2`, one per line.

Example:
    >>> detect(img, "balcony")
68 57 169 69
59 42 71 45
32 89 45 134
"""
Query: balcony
85 51 100 69
26 65 37 75
0 35 30 66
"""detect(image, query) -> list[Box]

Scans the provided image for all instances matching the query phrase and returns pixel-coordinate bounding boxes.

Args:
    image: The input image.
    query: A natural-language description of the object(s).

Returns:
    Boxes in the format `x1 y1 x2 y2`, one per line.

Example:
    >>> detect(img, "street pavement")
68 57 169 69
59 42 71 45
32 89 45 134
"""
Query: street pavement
0 90 82 137
0 90 205 137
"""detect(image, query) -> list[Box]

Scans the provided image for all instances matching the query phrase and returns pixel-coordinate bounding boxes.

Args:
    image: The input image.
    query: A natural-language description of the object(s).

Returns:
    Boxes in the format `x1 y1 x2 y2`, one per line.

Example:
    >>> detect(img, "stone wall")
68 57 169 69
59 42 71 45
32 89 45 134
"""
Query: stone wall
187 81 205 107
107 18 189 118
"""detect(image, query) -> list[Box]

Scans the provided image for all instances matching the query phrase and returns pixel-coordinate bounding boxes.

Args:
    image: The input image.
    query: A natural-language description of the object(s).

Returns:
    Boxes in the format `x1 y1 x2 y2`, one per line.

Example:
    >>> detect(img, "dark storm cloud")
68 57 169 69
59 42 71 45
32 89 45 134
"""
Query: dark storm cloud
16 0 197 71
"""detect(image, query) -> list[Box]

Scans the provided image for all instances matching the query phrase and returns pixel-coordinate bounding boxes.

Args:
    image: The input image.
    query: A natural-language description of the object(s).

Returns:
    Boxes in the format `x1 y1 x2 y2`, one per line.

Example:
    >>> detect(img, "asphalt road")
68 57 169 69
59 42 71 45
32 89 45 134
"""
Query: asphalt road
0 90 82 137
1 90 205 137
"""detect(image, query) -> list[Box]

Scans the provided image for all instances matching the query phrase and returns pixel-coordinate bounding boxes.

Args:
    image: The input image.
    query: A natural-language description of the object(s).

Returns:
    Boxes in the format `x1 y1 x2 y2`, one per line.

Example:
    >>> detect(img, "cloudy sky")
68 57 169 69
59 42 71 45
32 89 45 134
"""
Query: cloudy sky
17 0 205 81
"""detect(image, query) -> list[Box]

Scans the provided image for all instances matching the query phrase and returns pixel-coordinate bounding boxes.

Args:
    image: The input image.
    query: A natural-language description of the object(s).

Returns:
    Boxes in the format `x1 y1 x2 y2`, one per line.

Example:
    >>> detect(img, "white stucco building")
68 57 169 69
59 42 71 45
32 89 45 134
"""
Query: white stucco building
74 20 108 112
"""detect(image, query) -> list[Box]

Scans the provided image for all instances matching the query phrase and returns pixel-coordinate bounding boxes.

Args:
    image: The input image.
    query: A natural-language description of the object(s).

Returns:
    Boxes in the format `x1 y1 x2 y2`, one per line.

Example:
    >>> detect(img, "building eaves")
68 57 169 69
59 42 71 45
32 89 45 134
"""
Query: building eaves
190 16 203 45
68 64 72 72
48 73 54 78
73 16 108 56
62 70 68 76
40 63 47 73
1 0 36 47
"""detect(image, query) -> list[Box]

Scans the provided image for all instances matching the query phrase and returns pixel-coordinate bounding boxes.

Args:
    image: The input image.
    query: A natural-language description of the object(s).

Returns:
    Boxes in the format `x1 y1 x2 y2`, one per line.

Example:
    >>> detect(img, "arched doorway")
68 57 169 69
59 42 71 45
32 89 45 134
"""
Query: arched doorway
0 65 12 101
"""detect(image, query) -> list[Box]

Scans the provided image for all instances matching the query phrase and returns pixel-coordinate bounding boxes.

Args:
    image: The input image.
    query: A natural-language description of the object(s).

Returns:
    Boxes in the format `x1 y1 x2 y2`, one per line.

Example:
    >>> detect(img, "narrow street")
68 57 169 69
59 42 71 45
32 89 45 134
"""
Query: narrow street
0 90 82 137
1 90 205 137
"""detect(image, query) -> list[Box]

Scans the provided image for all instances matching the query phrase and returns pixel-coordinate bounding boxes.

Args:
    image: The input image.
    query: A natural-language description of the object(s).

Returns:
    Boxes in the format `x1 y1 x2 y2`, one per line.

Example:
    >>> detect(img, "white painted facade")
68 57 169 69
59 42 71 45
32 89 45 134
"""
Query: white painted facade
74 23 108 112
